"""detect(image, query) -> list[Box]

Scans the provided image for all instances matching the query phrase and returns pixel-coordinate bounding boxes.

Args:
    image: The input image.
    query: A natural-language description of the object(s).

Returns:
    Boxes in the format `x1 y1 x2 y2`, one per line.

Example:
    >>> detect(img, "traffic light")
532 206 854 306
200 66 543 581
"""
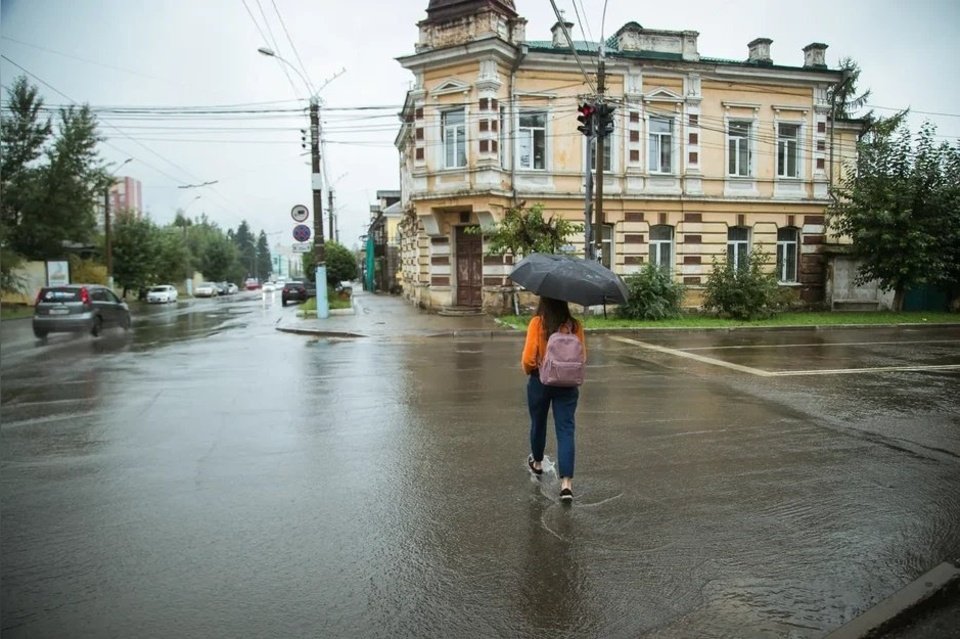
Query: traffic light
596 103 616 138
577 102 596 137
300 128 308 150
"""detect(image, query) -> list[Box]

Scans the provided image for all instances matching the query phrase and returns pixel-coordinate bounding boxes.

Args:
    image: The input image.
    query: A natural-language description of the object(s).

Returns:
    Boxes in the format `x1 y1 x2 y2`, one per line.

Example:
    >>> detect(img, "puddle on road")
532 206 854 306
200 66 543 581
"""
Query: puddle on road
533 456 677 553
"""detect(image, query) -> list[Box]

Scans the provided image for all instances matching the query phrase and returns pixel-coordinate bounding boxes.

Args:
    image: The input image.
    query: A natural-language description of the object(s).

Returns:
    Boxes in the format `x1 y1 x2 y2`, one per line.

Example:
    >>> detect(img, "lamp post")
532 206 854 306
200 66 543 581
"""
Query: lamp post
257 47 329 319
104 157 133 290
180 195 201 296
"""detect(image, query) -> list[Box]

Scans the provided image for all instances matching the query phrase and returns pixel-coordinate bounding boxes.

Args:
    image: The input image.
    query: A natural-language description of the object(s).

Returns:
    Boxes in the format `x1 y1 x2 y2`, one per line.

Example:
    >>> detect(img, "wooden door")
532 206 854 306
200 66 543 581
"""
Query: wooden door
455 226 482 307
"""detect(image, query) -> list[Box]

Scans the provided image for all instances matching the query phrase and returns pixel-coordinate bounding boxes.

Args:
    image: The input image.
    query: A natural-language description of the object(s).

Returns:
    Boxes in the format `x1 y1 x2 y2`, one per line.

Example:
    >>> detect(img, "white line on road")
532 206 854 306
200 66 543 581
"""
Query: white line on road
682 339 960 351
610 336 960 377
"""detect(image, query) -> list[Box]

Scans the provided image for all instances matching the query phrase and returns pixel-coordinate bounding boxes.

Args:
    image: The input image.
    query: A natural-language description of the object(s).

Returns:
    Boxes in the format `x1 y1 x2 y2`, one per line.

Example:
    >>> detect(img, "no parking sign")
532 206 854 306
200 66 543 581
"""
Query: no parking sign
292 224 311 242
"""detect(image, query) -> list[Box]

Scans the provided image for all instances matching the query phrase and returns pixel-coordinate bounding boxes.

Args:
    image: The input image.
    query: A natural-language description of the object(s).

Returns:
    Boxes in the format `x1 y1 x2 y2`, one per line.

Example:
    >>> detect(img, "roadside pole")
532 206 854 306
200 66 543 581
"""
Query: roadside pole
309 98 329 319
594 56 606 263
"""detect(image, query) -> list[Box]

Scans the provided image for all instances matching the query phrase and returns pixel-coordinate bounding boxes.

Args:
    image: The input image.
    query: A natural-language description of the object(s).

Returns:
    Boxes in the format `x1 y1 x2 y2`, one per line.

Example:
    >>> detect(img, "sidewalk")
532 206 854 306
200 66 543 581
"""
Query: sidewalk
275 288 507 338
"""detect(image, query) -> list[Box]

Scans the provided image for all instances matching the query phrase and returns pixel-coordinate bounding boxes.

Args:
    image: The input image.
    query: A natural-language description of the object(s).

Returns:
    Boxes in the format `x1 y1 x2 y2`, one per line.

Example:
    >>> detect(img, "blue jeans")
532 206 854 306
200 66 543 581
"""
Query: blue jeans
527 372 579 478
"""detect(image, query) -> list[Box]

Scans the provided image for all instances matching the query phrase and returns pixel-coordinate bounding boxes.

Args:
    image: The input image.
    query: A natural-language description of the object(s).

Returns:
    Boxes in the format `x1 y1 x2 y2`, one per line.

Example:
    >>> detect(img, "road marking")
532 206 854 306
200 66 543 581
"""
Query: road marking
611 336 773 376
682 339 960 351
611 336 960 377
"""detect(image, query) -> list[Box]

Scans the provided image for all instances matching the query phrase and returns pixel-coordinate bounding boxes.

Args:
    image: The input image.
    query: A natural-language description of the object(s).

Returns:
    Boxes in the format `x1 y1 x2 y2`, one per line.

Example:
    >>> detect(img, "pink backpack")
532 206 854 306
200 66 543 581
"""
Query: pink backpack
539 322 584 387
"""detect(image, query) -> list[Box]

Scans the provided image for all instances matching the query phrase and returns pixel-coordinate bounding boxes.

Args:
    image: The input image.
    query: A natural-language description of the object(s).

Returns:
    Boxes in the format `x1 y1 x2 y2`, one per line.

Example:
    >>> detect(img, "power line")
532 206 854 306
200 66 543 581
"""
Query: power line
271 0 314 95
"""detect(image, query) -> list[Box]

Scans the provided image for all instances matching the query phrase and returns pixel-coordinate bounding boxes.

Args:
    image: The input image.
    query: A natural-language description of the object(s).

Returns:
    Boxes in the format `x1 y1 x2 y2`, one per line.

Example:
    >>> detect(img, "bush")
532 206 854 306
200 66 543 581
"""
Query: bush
68 255 107 285
324 242 357 286
703 249 782 320
617 264 685 320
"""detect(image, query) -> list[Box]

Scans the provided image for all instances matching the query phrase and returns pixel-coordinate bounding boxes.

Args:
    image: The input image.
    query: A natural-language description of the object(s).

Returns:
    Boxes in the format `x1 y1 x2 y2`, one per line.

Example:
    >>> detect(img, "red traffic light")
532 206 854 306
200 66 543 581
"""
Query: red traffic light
577 102 596 136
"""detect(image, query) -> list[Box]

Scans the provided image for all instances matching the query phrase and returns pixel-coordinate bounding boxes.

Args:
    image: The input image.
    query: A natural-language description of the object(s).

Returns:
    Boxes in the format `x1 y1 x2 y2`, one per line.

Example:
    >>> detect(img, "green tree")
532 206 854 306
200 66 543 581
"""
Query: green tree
828 57 872 120
829 121 959 310
255 231 272 280
1 77 52 292
199 234 237 282
324 241 357 285
478 202 582 256
154 228 191 284
112 216 160 295
232 220 256 278
2 76 108 261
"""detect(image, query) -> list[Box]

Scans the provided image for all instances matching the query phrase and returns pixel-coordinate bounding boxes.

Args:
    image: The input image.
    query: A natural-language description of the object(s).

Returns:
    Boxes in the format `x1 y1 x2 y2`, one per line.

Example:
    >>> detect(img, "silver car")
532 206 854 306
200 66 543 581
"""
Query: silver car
33 284 131 338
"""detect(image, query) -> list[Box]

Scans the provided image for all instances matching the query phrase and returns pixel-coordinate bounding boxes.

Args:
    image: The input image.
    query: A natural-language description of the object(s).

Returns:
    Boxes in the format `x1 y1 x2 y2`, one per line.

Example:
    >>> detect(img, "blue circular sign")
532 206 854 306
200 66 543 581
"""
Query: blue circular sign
292 224 311 242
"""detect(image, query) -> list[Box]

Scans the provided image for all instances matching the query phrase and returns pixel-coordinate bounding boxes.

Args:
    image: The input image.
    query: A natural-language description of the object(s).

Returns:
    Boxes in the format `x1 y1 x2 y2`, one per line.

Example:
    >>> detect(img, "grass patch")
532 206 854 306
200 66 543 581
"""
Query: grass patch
1 304 34 320
497 311 960 330
298 293 352 316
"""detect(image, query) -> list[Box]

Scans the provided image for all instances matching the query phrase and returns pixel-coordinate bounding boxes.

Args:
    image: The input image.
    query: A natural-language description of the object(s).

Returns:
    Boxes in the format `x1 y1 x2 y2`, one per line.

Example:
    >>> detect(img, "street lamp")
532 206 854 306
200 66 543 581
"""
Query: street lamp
104 157 133 290
257 46 330 319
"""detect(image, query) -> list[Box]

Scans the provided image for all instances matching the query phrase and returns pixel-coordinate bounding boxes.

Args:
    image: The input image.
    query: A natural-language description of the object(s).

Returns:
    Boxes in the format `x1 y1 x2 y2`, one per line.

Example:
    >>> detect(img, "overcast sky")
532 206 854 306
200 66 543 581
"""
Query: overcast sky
2 0 958 252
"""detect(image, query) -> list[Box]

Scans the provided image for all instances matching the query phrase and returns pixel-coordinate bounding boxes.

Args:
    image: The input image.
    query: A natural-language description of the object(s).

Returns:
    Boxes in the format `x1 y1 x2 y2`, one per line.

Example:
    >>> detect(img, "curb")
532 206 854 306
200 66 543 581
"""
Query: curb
275 325 367 338
824 560 960 639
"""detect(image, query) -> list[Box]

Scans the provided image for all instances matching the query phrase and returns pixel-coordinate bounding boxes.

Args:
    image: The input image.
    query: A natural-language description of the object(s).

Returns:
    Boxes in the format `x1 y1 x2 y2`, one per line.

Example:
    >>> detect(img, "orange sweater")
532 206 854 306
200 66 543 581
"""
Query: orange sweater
521 315 587 375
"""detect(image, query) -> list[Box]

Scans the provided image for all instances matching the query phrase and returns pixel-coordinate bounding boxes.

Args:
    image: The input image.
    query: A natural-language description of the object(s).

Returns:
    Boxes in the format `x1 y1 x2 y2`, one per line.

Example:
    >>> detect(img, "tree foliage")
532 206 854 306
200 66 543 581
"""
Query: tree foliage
617 264 686 320
232 220 256 278
255 231 272 280
478 202 583 257
828 57 872 121
112 217 161 294
829 120 960 310
1 77 107 260
703 249 782 320
324 241 357 285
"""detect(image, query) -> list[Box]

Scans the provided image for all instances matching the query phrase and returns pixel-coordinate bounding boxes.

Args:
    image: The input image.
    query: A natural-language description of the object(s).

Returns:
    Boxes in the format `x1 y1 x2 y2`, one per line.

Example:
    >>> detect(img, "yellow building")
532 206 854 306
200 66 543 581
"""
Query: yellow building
395 0 860 312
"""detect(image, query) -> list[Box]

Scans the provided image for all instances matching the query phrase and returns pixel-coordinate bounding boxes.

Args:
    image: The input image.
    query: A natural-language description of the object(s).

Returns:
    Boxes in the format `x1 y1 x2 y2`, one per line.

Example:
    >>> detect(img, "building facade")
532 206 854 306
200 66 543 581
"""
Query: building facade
395 0 859 312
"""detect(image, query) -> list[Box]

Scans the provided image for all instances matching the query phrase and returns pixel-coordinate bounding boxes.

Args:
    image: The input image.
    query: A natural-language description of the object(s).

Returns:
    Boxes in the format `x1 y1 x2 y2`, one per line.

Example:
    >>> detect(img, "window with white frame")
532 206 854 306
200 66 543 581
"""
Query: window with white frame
649 225 674 271
599 224 614 268
727 226 750 270
727 122 752 177
442 109 466 169
777 123 800 178
517 111 546 170
588 138 613 173
648 117 673 173
776 227 799 282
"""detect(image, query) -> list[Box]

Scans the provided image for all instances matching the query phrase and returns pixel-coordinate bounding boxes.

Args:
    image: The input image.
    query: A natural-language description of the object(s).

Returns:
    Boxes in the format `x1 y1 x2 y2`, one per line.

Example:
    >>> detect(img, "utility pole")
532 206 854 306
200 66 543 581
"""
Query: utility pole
309 97 329 318
594 56 606 264
104 189 112 287
328 189 335 244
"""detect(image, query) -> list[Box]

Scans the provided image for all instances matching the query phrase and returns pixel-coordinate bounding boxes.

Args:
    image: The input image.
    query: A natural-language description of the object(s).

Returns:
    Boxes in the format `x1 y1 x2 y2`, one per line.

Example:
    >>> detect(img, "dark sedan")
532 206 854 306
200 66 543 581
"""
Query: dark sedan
281 280 315 306
33 284 131 338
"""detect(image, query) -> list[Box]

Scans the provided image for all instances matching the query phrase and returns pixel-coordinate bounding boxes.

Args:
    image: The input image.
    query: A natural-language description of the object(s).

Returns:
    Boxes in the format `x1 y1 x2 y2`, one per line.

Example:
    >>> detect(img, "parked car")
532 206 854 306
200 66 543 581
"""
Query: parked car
33 284 131 339
194 282 219 297
244 278 261 291
281 280 315 306
227 283 239 295
215 282 230 296
146 284 178 304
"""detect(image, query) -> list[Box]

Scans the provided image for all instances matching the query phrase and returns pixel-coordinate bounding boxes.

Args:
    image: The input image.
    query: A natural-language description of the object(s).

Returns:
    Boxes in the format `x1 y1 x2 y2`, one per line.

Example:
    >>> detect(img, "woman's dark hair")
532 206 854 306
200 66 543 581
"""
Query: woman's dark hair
536 296 579 336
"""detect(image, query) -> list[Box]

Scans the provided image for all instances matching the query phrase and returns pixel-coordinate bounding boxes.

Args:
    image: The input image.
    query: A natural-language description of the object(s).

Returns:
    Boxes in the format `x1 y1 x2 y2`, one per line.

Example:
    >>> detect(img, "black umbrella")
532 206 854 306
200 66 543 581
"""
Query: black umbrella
509 253 629 307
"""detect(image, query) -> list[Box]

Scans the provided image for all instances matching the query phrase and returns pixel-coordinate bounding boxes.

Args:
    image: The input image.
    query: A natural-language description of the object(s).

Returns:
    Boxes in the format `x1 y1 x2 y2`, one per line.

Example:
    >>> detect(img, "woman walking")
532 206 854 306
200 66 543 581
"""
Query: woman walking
521 296 586 502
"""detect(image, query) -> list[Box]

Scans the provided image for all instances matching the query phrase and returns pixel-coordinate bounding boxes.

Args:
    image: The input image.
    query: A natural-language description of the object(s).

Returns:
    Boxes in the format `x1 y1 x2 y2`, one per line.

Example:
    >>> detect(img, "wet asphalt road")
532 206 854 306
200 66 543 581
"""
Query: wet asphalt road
2 292 959 638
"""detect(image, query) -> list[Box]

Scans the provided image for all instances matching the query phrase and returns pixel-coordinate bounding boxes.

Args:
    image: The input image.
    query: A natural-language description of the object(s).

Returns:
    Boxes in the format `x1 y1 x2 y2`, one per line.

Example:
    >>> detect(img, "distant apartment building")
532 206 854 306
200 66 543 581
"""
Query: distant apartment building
108 176 143 219
394 0 862 312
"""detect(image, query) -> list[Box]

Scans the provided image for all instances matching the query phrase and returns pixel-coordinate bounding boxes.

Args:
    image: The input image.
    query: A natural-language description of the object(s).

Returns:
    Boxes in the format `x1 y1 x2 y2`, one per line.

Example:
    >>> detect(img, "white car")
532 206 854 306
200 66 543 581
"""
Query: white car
227 283 239 294
146 285 178 304
194 282 219 298
262 282 276 292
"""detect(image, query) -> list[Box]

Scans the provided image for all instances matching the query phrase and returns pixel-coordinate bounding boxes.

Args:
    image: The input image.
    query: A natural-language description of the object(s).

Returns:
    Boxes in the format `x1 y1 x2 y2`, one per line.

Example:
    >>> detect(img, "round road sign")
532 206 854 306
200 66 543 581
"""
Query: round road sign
291 204 309 223
292 224 311 242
